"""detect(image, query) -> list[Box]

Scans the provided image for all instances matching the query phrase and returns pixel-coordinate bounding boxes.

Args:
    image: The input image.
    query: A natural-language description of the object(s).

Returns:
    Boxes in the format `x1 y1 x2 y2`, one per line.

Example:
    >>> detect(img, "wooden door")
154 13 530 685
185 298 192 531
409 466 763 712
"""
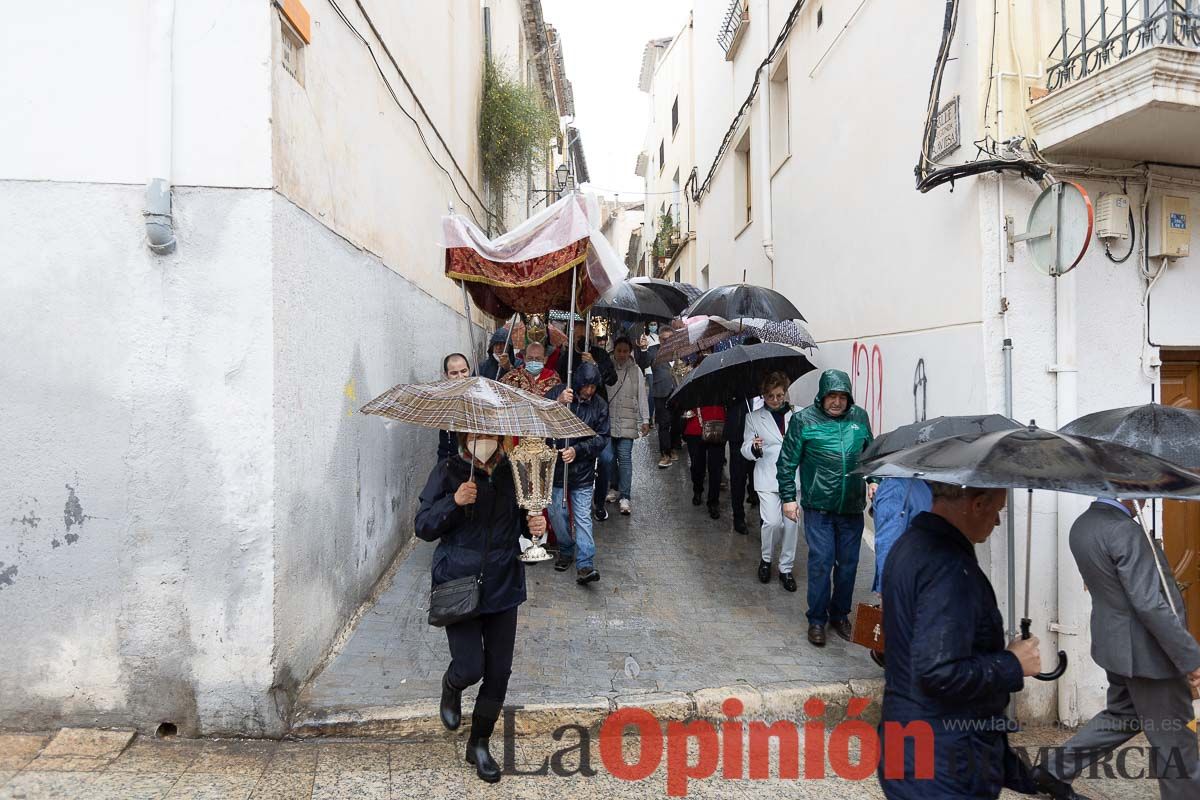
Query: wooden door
1162 355 1200 640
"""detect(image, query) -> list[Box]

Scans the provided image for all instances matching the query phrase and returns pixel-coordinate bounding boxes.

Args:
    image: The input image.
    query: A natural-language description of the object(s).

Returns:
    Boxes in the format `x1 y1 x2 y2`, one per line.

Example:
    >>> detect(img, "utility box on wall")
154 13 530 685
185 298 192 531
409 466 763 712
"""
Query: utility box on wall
1149 194 1191 259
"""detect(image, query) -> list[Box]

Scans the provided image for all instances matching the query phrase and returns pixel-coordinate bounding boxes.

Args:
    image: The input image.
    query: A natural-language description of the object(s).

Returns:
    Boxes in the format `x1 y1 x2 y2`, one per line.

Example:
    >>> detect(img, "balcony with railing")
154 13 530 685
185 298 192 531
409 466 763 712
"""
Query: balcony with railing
717 0 750 61
1028 1 1200 164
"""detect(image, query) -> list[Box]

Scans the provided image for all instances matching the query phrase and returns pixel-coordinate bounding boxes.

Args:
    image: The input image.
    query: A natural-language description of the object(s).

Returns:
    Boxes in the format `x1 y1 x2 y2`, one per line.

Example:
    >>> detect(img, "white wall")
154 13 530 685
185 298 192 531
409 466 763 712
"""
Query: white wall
0 0 272 188
0 182 278 735
270 195 479 697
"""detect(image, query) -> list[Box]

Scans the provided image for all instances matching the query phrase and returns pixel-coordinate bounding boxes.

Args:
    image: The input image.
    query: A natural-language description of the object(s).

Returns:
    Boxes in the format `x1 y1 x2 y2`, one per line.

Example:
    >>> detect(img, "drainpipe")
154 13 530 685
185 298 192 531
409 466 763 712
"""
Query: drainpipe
144 0 177 254
756 9 775 285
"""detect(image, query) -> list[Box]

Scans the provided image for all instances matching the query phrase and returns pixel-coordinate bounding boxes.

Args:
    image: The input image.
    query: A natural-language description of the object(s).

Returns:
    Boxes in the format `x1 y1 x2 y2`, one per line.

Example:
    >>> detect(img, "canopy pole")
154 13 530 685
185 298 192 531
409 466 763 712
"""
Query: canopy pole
1003 338 1017 640
501 312 519 371
460 280 479 372
562 265 580 507
1022 489 1034 624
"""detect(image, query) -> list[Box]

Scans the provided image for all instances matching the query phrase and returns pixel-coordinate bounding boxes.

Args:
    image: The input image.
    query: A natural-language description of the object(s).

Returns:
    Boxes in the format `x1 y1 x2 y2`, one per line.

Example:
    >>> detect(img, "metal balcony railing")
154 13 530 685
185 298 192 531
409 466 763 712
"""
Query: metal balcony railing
717 0 747 53
1047 1 1200 92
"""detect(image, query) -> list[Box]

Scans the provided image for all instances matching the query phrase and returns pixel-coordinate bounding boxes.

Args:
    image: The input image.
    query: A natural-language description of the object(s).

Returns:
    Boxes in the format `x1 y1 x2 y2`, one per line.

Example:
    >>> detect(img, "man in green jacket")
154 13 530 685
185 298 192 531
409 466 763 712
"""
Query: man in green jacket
777 369 874 647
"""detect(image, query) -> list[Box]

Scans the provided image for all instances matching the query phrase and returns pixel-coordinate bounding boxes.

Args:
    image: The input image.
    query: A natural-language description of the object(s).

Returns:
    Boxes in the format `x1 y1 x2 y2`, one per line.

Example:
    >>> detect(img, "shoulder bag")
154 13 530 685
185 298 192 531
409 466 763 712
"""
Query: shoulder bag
427 485 492 628
696 408 725 445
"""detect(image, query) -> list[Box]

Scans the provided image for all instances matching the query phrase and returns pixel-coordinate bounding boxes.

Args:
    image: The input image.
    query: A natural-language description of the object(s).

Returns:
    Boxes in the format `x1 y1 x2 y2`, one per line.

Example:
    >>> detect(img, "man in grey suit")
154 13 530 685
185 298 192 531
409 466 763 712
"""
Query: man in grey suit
1033 498 1200 800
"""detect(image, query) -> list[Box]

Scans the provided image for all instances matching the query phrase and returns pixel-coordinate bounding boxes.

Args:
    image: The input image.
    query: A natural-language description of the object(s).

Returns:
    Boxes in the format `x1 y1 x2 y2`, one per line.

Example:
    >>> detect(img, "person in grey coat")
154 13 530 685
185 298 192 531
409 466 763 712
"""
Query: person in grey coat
1033 498 1200 800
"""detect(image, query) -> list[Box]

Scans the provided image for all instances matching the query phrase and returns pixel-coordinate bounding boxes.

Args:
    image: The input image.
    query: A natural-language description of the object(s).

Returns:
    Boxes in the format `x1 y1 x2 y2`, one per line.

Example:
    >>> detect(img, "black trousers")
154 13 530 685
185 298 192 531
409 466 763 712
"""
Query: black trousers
654 396 682 455
445 605 518 731
729 446 755 523
686 435 726 507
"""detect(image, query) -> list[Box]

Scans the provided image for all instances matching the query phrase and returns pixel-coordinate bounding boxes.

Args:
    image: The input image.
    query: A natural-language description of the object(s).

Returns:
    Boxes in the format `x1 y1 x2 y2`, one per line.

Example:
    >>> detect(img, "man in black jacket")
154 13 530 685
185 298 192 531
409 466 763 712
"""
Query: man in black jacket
437 353 472 462
878 482 1042 799
545 361 609 585
725 336 762 534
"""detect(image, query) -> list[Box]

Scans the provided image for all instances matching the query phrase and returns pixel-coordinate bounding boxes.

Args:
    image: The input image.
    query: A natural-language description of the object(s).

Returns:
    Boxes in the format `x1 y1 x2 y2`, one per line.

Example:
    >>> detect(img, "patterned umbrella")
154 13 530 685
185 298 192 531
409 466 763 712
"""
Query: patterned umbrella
652 316 741 364
748 320 818 350
361 377 594 438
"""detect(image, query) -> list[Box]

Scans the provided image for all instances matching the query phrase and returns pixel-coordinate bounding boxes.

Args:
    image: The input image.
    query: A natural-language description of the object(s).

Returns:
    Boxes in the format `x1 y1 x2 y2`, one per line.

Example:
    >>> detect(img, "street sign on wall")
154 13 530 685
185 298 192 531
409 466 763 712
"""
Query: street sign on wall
931 95 961 161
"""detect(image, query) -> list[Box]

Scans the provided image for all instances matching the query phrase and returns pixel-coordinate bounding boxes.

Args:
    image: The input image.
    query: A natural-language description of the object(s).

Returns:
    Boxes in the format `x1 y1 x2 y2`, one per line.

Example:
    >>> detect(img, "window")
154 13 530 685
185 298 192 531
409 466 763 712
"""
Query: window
671 169 681 225
658 140 665 173
701 265 710 290
734 128 752 227
769 55 790 170
817 6 824 27
674 268 681 283
671 97 679 135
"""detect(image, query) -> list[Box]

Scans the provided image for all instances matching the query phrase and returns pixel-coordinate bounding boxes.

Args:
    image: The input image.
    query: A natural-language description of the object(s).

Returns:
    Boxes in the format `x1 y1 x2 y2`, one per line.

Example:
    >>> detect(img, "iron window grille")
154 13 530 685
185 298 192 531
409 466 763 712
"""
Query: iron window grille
717 0 747 53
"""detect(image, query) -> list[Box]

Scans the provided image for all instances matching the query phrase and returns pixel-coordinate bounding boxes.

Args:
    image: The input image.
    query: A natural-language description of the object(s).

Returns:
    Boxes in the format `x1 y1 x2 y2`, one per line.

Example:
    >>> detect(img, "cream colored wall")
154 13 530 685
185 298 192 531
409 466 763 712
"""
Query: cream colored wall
642 19 698 285
271 1 488 311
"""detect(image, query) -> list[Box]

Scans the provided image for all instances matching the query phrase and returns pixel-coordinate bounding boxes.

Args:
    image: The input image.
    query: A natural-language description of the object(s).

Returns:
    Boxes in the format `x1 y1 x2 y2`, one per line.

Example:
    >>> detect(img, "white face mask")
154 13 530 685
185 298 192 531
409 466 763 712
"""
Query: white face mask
468 438 499 463
525 360 544 374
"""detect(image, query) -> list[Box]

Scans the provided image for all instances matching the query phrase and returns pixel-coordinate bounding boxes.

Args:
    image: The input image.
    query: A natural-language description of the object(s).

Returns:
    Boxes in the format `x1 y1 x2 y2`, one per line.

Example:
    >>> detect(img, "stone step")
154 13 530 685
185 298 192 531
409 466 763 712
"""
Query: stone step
289 679 884 740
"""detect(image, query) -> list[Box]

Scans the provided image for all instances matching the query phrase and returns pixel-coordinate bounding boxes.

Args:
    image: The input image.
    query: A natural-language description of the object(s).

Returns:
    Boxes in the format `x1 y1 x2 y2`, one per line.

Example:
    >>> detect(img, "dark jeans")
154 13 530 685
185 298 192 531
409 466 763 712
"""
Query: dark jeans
445 605 518 725
728 446 754 523
802 510 865 627
593 439 615 509
686 435 725 507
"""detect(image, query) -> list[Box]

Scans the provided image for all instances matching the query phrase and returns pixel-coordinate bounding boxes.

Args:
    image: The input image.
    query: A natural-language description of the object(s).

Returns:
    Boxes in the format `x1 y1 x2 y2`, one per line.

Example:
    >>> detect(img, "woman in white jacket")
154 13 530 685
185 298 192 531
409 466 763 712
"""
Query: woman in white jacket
741 371 799 592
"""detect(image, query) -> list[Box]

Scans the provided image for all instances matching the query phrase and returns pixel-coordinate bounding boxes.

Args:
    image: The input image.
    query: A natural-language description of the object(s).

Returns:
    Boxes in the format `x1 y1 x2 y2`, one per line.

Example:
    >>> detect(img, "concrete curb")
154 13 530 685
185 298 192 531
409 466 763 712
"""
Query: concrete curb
289 678 885 740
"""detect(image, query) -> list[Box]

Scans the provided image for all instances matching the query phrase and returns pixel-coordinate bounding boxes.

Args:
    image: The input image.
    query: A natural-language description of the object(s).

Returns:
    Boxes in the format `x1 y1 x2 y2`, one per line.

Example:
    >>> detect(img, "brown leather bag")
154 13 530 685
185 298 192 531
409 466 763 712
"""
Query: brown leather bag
696 408 725 445
852 603 885 652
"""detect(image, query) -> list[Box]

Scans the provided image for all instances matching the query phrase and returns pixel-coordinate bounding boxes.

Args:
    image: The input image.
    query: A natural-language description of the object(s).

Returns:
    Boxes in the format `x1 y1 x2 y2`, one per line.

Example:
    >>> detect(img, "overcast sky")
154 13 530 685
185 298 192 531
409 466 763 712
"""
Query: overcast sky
541 0 693 199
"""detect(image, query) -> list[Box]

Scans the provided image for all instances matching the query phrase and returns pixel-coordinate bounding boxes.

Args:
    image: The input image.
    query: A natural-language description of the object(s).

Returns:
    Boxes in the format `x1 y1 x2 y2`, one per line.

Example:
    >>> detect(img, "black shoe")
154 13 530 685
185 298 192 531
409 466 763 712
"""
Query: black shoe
1031 765 1092 799
869 649 886 668
439 673 462 731
465 737 501 783
593 506 609 522
553 553 571 572
757 560 771 583
576 567 600 584
733 520 747 535
780 572 797 592
692 490 703 506
708 504 720 520
832 619 853 642
807 624 827 647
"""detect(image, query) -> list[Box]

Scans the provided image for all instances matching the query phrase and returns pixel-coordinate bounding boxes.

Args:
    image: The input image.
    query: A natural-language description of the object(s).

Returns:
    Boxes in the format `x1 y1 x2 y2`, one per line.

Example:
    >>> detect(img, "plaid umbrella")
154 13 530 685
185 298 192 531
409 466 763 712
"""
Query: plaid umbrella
361 377 594 438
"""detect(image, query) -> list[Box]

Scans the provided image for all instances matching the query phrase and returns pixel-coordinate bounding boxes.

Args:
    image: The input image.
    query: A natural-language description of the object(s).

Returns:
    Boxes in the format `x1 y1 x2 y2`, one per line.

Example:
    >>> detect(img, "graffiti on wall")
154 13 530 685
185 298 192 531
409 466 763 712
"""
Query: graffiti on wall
913 359 928 423
851 342 884 433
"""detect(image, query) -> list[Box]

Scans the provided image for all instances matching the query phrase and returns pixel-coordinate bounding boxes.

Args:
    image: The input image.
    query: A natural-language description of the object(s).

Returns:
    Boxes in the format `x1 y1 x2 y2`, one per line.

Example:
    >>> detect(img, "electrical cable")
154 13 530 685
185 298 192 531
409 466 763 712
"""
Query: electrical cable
324 0 497 229
693 0 807 201
1103 207 1137 264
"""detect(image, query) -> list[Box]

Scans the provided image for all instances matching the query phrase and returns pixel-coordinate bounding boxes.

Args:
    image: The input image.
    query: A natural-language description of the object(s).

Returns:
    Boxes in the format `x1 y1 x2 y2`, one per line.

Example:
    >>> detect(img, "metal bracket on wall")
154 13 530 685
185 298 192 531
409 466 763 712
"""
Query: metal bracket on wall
1005 214 1015 262
1048 621 1079 635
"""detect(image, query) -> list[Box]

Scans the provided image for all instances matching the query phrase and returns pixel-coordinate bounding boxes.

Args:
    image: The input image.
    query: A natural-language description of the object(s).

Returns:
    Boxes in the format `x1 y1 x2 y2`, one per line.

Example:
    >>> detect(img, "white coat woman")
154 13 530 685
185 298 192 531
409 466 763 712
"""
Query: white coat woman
740 371 799 592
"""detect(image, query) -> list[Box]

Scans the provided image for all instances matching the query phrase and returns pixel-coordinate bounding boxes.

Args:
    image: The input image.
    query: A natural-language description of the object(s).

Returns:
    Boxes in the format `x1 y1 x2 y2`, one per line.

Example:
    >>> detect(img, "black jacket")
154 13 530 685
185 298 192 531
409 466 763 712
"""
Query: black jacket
414 455 528 615
479 328 520 382
878 511 1035 798
556 339 617 401
723 397 755 446
546 362 610 491
437 430 456 462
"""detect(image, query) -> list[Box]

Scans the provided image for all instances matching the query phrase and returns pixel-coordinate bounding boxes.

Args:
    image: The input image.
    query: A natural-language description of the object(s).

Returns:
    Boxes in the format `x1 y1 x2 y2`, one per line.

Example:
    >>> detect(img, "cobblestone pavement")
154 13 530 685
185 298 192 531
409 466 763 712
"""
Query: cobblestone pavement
297 435 880 723
0 726 1166 799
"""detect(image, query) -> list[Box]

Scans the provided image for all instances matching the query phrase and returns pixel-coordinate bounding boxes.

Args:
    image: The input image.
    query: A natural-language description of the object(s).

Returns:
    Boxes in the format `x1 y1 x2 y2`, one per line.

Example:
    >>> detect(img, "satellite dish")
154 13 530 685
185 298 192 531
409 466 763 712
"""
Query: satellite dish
1011 182 1094 276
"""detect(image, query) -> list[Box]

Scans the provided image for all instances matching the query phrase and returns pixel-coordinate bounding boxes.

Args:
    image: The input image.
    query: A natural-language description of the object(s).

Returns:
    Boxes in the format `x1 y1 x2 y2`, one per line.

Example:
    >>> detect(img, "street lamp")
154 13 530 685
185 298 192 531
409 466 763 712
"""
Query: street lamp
554 163 570 191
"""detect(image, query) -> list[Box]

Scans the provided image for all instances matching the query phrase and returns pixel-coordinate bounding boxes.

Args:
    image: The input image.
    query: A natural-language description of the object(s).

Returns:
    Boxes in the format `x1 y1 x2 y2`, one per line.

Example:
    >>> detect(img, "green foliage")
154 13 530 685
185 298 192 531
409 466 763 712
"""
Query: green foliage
652 212 677 259
480 59 560 195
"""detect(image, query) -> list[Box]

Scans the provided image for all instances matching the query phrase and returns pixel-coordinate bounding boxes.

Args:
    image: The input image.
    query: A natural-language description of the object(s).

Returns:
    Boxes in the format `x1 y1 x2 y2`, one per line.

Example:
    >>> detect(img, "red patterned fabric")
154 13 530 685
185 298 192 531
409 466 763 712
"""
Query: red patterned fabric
447 241 601 320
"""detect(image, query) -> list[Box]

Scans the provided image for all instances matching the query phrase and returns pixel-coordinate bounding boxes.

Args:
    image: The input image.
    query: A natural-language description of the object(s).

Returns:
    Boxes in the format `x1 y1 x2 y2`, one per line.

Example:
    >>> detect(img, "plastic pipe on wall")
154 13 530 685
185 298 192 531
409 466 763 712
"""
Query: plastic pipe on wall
145 0 177 254
756 2 775 281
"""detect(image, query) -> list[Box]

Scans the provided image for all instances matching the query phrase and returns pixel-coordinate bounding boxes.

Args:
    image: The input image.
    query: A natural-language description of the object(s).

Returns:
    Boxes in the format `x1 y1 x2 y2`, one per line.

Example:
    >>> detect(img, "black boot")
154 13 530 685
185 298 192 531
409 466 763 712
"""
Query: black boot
465 703 502 783
439 671 462 731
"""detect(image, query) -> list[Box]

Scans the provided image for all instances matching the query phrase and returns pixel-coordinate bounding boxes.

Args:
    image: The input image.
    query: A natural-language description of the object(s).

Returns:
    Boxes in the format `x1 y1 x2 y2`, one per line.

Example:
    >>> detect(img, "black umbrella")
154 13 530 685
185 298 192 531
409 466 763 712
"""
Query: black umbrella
629 277 700 314
861 414 1022 462
683 283 806 323
1060 403 1200 469
857 423 1200 683
592 282 676 322
668 343 815 408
